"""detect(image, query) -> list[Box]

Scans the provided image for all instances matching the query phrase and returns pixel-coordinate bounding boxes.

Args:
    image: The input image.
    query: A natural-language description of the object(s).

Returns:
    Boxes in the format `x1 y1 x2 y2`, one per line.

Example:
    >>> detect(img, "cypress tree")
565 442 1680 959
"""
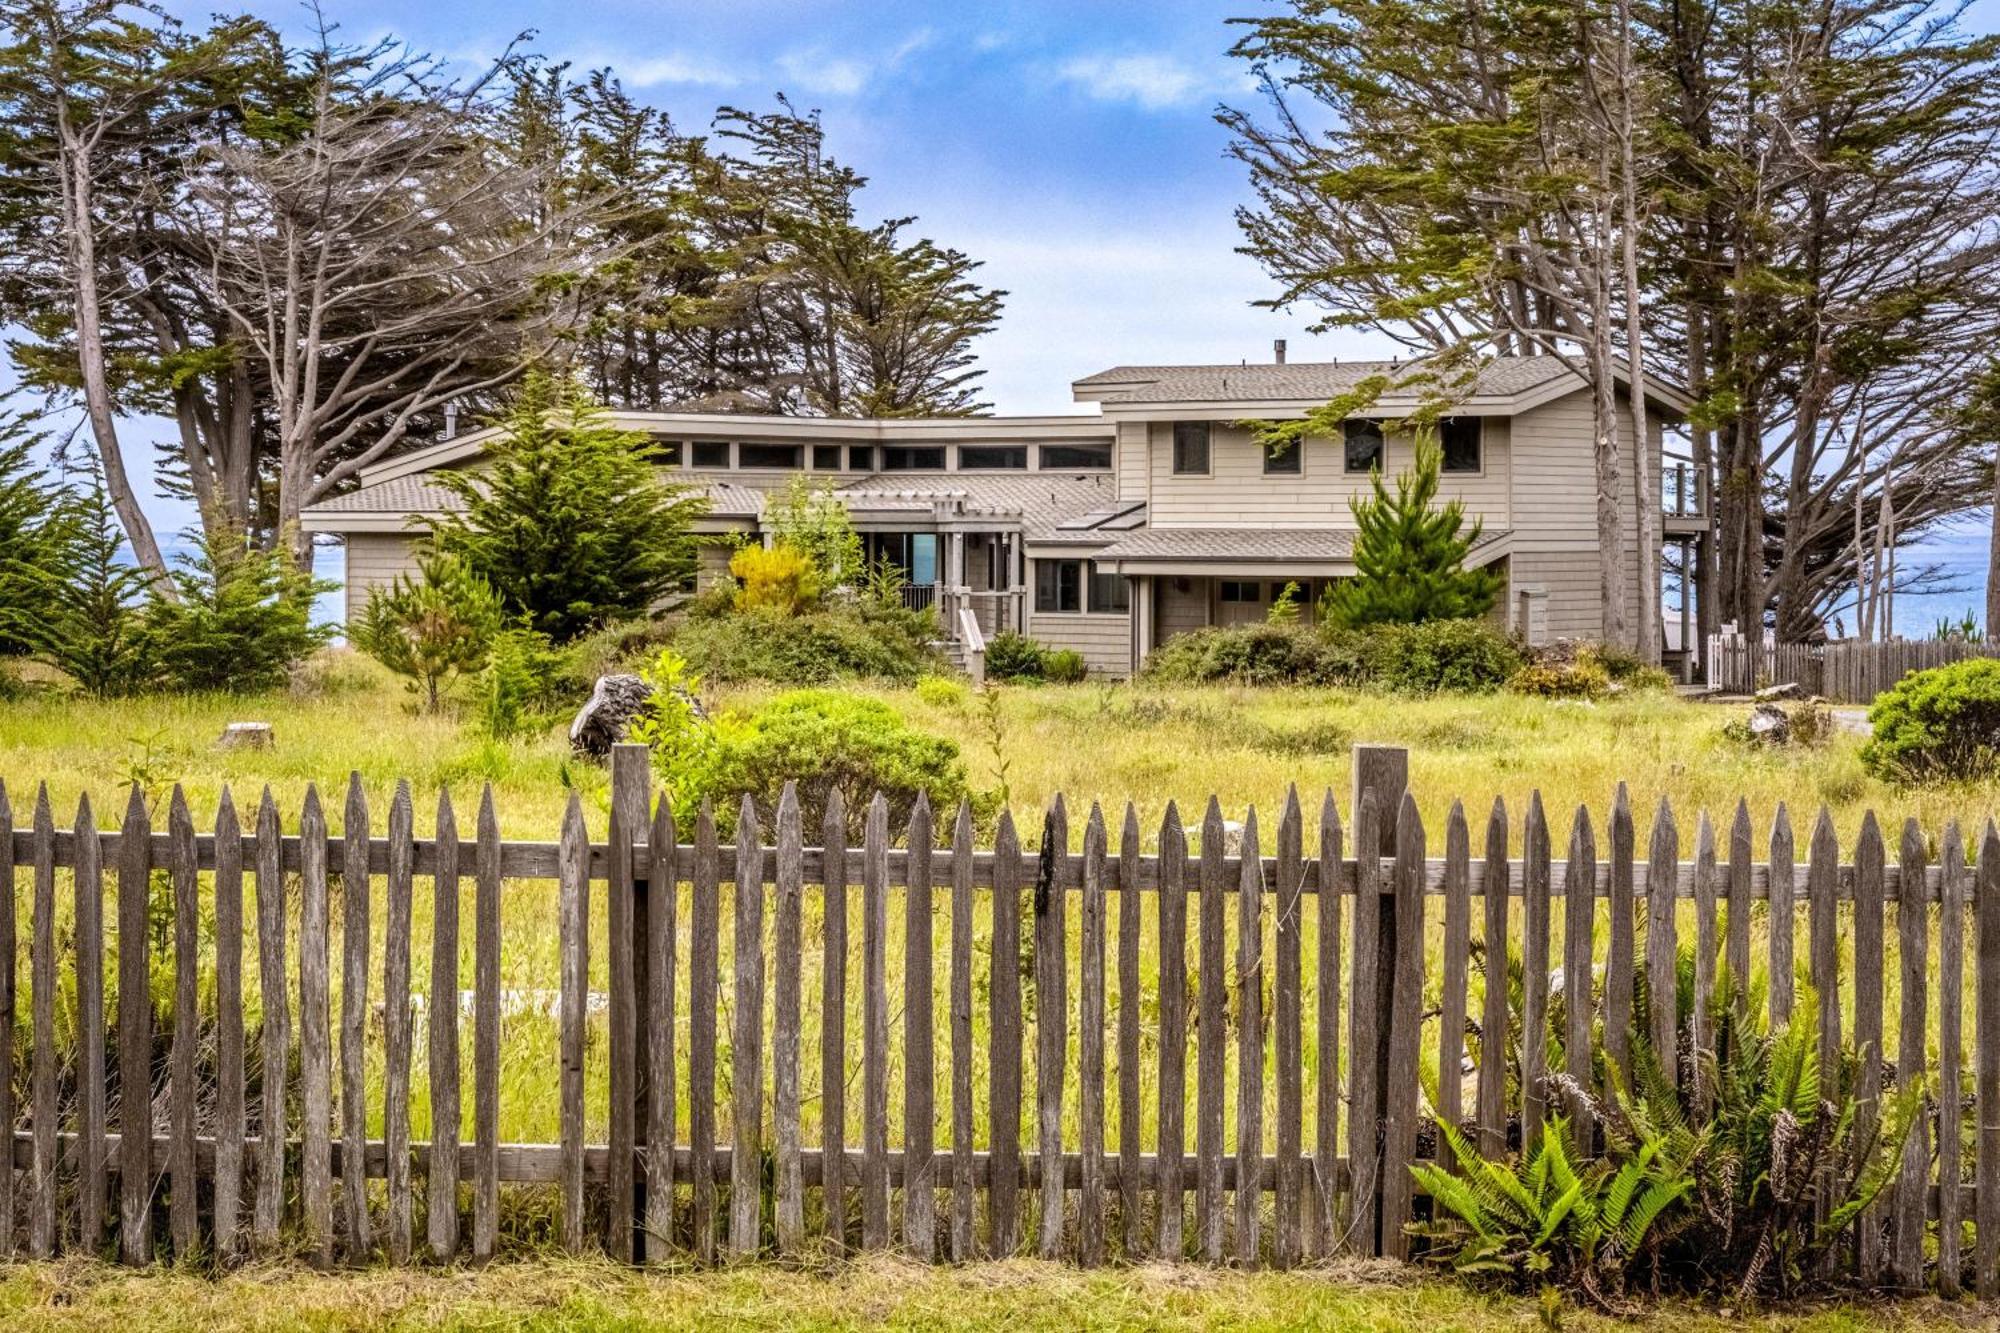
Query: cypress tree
1321 437 1505 628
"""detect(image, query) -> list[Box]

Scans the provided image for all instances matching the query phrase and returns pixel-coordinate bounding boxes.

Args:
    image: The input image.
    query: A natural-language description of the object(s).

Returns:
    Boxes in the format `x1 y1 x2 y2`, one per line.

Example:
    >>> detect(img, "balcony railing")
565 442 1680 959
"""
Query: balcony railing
1664 462 1705 519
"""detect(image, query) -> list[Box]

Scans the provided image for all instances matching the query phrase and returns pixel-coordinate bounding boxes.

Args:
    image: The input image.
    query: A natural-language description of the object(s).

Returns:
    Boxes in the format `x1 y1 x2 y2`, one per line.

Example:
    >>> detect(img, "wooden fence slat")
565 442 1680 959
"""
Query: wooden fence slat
557 792 589 1254
296 787 332 1263
1769 805 1795 1028
1380 795 1425 1262
1563 805 1595 1148
691 802 721 1262
1312 794 1342 1253
474 787 503 1264
1117 803 1145 1261
122 785 156 1265
428 791 462 1261
949 799 977 1261
1037 797 1071 1260
252 788 284 1256
1478 798 1510 1160
170 787 204 1258
861 794 891 1251
1605 787 1634 1082
341 776 372 1259
1078 804 1108 1266
902 795 935 1260
0 782 12 1261
1196 796 1227 1262
645 791 678 1262
1727 799 1753 1014
1273 790 1303 1266
29 786 54 1259
1808 806 1840 1257
1938 823 1965 1298
989 809 1023 1256
382 784 414 1262
1691 812 1717 1113
1975 820 2000 1300
213 791 244 1261
1156 803 1188 1261
1646 799 1679 1089
820 792 848 1250
73 796 106 1254
1853 812 1885 1282
1891 818 1927 1289
1347 790 1380 1255
1233 807 1265 1265
605 755 643 1262
1520 793 1550 1155
775 785 806 1255
732 795 767 1260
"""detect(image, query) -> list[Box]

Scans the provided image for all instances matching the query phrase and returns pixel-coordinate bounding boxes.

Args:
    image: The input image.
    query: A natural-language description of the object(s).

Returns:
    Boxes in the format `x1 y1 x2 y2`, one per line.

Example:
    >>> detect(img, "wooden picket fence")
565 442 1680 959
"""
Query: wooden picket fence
1707 632 2000 702
3 742 2000 1295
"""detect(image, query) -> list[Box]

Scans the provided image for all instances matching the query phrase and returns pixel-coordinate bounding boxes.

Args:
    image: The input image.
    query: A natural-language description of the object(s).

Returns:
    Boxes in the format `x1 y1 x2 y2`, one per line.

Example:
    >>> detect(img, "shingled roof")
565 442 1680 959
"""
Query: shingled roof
1072 357 1577 404
1091 526 1510 566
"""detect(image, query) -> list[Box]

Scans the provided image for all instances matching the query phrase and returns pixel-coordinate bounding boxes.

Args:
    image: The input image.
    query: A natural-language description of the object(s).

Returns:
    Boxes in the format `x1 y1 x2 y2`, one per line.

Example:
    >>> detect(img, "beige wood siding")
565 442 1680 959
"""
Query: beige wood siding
697 540 737 590
1116 421 1149 504
1139 419 1511 531
1026 611 1131 677
1507 548 1620 641
342 532 422 622
1157 576 1213 641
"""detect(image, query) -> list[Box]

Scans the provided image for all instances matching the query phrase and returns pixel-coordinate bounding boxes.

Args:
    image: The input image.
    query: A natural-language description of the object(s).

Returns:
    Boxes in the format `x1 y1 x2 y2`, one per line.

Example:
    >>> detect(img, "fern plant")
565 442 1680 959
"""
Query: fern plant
1412 1115 1692 1307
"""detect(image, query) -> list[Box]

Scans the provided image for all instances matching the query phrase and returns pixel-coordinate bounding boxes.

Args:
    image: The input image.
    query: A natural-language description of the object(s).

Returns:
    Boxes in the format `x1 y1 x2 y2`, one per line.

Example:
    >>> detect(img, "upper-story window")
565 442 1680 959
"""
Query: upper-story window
738 443 802 469
1172 422 1210 475
1042 443 1113 470
959 445 1029 470
812 444 844 470
644 439 683 466
883 445 947 471
691 441 731 469
1265 438 1302 475
1343 420 1384 473
849 445 877 472
1440 416 1482 473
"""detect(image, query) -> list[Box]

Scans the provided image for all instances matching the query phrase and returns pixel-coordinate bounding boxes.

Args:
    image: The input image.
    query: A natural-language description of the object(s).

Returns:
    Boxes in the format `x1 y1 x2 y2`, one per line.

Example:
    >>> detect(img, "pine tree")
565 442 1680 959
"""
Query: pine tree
425 373 707 642
353 548 505 711
30 467 154 697
0 410 67 657
1321 437 1505 628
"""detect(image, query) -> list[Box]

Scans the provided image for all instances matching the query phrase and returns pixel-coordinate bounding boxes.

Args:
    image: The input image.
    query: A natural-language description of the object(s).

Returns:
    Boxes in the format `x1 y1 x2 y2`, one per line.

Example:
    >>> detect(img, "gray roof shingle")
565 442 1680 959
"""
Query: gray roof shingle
1073 356 1576 404
1093 526 1508 564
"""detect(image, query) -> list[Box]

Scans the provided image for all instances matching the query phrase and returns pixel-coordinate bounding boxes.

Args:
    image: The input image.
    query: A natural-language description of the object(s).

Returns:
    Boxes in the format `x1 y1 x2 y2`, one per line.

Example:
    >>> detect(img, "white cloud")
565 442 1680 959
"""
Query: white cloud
1054 53 1247 111
776 29 934 98
618 52 743 89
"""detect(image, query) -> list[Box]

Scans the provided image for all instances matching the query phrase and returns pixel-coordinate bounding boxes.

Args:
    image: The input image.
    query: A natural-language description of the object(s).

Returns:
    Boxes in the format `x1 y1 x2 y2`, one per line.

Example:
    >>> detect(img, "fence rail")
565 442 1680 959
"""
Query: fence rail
1707 632 2000 701
2 744 1999 1294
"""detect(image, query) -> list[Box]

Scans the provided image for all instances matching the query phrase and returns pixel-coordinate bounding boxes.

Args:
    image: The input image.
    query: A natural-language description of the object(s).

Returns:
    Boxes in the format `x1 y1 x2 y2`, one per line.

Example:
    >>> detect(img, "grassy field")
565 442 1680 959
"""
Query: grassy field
0 1255 1984 1331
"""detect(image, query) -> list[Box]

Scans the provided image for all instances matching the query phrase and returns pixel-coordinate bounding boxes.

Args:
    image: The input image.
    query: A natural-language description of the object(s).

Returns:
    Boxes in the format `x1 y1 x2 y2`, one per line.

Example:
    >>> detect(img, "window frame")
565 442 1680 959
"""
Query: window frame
1039 443 1114 471
690 440 731 470
645 440 684 467
848 444 877 472
1034 558 1083 614
958 444 1030 471
882 445 948 472
1264 437 1303 476
1440 416 1483 475
737 442 803 470
812 444 844 471
1171 421 1211 476
1343 419 1385 474
1087 561 1130 614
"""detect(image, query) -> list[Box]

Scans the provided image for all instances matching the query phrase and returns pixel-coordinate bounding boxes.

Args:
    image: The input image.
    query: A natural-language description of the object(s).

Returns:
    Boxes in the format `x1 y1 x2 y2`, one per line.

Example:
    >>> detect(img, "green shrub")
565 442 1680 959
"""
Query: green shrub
476 627 565 740
1861 657 2000 783
1044 648 1088 683
1358 619 1522 694
915 674 969 709
559 617 677 690
352 549 504 711
671 604 942 685
984 631 1053 681
1141 623 1365 686
138 523 334 694
761 478 865 590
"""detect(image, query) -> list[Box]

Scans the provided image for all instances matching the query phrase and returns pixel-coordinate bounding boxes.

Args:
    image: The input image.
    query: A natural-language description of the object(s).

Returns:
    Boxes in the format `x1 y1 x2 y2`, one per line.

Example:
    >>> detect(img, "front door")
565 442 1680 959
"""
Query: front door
1216 579 1267 627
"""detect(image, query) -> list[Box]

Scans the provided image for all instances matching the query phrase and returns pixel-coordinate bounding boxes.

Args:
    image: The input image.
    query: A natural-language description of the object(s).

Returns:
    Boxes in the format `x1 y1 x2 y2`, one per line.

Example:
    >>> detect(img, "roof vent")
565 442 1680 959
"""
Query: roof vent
443 400 460 441
1274 339 1287 365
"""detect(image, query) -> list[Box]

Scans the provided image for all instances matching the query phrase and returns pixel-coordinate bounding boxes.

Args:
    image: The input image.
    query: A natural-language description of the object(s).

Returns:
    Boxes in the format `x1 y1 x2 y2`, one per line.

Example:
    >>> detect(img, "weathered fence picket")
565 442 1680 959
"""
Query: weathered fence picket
2 738 1998 1294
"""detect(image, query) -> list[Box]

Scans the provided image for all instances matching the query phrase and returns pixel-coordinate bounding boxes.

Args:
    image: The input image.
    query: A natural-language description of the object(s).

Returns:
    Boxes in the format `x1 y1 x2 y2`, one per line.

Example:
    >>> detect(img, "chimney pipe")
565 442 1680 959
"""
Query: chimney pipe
443 400 460 441
1274 339 1287 365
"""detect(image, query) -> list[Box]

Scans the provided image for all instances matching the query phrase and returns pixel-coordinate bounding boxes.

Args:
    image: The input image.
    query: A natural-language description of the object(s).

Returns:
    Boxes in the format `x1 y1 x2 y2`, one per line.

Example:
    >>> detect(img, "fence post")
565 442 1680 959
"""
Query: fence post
1350 743 1407 1254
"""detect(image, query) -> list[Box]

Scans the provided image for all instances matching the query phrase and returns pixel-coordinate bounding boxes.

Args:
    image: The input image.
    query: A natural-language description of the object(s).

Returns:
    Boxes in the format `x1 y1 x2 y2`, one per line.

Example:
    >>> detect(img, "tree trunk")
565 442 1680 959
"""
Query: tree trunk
1615 0 1659 664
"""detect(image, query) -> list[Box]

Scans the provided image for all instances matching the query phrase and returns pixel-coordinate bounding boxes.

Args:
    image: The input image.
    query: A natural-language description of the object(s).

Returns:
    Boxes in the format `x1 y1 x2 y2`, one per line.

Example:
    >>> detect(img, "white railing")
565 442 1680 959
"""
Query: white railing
957 606 988 684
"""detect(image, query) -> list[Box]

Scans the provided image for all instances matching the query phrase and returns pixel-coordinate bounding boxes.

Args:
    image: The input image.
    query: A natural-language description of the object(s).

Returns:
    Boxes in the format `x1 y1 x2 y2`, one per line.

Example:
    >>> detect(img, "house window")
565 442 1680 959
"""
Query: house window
644 439 683 466
959 445 1029 470
1035 559 1082 613
1218 580 1261 603
1041 443 1113 470
738 442 802 469
1172 422 1210 475
1265 438 1302 475
1343 420 1384 473
812 444 844 470
1088 562 1129 613
1441 417 1482 473
691 441 731 469
883 445 947 471
848 445 876 471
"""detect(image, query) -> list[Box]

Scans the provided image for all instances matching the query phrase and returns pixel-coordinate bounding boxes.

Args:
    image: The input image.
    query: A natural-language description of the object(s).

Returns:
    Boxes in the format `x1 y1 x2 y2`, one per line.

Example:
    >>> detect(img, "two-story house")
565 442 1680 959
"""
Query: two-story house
301 354 1699 676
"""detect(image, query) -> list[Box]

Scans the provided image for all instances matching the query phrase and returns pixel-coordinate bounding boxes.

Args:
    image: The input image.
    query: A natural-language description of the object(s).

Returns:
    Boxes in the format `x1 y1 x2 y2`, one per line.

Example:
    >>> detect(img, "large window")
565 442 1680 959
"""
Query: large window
738 442 802 469
691 441 731 469
812 444 844 470
1440 416 1482 473
848 445 877 472
1265 438 1302 475
883 445 947 471
1035 559 1082 613
959 445 1029 470
1088 562 1129 613
1343 420 1384 473
1041 443 1113 470
1172 422 1210 475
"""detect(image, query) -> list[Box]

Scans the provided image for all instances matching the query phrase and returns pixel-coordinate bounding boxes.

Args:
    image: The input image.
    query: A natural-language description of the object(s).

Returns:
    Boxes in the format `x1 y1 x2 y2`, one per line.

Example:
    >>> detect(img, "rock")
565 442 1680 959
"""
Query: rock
218 722 274 750
1746 702 1791 744
570 674 654 758
1755 681 1805 701
1221 819 1245 856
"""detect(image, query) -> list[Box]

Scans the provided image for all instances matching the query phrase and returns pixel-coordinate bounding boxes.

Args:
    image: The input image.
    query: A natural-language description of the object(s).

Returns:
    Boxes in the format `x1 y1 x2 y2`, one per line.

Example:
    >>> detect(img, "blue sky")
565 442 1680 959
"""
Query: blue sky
108 1 2000 626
